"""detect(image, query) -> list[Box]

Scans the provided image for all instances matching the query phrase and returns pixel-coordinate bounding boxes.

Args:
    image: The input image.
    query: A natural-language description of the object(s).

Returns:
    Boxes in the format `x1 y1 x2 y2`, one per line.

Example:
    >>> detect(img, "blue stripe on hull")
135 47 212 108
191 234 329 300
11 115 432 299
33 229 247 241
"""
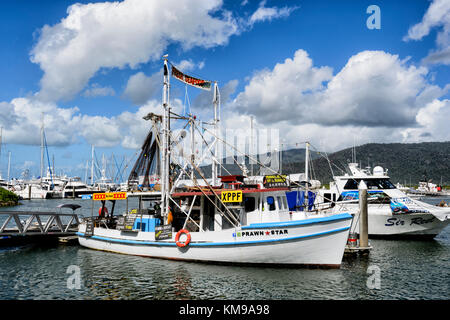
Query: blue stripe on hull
241 213 353 230
77 226 350 247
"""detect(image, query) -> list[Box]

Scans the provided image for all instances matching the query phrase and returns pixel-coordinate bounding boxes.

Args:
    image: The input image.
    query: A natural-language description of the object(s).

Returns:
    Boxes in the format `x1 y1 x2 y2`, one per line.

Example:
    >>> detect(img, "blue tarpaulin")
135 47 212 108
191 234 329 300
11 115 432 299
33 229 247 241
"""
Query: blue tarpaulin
286 190 316 211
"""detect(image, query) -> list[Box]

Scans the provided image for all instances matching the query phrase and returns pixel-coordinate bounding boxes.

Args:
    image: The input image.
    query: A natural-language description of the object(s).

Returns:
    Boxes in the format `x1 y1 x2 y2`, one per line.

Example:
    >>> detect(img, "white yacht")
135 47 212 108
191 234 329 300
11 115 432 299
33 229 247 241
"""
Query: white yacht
63 177 93 198
12 182 50 199
317 163 450 239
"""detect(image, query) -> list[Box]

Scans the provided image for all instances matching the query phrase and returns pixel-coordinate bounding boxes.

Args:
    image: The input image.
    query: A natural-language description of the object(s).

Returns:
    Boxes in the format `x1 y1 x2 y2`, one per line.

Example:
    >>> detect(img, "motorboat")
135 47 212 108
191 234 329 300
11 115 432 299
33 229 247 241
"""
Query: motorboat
63 177 93 198
316 163 450 239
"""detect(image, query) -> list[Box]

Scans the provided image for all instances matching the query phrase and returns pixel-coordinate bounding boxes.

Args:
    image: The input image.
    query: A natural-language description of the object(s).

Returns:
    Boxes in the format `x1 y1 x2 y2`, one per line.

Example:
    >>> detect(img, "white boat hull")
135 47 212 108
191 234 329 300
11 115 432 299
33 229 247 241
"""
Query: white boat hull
77 213 353 267
340 204 450 238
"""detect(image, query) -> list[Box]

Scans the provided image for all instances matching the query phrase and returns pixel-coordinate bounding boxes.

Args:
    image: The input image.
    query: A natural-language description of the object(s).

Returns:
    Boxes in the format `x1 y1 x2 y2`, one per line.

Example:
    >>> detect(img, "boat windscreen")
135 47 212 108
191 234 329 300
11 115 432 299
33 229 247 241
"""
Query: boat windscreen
343 178 396 190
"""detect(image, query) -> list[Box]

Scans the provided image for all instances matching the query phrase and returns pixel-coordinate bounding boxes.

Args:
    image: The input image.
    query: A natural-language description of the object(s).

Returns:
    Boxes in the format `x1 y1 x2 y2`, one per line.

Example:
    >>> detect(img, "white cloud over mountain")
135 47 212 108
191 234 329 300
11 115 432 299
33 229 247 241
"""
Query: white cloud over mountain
2 47 449 154
227 49 450 151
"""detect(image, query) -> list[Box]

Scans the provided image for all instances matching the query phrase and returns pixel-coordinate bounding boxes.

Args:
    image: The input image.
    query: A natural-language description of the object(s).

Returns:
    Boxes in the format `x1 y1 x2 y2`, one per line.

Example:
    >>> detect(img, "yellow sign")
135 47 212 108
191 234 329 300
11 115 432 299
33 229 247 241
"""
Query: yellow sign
93 192 127 201
221 190 243 203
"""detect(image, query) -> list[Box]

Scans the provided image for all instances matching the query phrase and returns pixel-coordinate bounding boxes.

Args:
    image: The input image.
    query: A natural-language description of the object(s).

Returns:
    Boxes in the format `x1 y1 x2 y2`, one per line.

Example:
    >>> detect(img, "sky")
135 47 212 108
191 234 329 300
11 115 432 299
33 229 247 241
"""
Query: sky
0 0 449 181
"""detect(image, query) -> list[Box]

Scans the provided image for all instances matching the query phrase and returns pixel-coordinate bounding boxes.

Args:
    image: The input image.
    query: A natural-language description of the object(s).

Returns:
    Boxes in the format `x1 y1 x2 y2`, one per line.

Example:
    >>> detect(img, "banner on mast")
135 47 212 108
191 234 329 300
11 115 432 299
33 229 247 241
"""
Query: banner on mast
172 65 212 91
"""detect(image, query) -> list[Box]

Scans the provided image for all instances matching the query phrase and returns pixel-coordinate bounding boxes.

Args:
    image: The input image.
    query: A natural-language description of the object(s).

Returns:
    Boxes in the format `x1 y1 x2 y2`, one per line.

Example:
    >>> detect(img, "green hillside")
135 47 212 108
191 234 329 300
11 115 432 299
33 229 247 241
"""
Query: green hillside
282 141 450 186
199 141 450 187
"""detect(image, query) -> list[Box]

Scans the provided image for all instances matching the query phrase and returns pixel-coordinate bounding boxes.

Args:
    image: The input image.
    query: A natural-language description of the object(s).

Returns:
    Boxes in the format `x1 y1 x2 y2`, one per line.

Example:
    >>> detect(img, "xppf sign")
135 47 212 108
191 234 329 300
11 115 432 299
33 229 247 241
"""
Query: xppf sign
221 190 243 203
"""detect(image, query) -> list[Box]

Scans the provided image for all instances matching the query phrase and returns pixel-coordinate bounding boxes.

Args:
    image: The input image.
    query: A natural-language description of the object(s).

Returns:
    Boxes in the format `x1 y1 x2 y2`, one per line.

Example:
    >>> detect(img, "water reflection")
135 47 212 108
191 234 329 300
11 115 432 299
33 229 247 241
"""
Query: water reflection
0 198 449 300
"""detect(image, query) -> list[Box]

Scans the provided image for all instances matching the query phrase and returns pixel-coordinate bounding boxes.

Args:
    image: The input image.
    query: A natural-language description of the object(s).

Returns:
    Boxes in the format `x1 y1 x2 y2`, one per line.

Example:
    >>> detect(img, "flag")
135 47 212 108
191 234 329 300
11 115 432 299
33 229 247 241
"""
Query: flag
172 65 212 91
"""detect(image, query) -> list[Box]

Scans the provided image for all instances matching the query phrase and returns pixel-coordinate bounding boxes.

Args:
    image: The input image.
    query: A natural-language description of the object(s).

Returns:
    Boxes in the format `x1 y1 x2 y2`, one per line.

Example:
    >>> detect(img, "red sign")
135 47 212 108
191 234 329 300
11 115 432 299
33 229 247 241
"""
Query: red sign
93 192 127 201
172 66 212 91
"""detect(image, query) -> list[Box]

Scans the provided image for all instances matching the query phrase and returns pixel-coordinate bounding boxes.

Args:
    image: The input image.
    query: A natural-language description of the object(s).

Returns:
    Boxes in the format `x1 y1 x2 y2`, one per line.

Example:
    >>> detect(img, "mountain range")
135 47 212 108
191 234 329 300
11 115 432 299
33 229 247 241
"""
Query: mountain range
202 141 450 186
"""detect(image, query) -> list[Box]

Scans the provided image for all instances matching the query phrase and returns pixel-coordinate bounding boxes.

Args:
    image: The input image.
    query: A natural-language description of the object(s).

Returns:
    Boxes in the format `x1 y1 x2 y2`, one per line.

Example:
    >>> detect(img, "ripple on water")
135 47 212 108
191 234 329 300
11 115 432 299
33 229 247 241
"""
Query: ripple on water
0 198 449 300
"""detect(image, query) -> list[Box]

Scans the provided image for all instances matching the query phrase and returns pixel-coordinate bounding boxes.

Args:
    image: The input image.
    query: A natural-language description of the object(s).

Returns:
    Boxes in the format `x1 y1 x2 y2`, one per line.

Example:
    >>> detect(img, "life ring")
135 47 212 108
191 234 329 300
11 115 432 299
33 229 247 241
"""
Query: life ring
98 206 108 217
175 229 191 248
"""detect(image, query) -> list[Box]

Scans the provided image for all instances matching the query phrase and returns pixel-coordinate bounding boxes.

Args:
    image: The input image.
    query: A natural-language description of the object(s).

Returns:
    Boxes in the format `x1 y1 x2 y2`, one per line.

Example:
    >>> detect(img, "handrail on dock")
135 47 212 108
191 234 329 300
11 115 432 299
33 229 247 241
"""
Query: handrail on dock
0 211 80 235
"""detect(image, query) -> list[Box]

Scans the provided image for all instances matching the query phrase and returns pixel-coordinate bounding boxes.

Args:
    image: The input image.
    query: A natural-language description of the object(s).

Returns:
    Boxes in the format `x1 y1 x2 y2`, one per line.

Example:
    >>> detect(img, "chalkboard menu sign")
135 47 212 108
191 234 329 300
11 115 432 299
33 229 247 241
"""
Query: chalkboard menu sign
155 224 172 240
116 215 137 232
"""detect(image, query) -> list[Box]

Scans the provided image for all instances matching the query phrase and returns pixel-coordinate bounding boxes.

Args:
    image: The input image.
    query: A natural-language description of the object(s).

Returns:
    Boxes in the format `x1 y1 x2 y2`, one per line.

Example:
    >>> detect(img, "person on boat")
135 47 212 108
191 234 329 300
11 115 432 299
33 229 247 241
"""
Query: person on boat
98 206 109 218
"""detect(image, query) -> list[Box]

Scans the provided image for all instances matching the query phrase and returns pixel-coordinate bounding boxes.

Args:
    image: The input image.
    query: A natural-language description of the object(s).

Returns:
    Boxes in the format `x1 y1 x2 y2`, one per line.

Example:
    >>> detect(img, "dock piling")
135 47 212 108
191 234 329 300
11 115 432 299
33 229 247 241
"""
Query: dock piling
359 181 369 249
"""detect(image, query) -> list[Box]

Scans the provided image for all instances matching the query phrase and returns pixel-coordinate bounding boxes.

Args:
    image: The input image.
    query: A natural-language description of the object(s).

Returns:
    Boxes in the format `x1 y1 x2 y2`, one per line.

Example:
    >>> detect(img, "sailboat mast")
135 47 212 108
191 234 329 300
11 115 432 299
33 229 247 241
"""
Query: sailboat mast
7 151 11 185
91 145 95 185
305 141 310 210
40 113 44 181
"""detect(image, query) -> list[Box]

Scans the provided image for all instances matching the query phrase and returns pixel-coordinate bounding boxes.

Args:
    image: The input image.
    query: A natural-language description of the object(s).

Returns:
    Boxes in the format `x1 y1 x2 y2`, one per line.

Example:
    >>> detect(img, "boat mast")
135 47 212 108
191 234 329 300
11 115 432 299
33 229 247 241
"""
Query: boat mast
190 116 195 181
40 113 44 182
7 151 11 186
212 82 220 186
91 145 95 185
250 116 254 176
161 55 171 219
305 141 310 210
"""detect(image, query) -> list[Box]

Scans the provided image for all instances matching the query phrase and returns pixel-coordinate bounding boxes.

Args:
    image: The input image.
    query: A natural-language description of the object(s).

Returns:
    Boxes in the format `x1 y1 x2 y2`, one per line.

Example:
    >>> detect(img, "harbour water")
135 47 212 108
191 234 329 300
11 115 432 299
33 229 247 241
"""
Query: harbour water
0 197 449 300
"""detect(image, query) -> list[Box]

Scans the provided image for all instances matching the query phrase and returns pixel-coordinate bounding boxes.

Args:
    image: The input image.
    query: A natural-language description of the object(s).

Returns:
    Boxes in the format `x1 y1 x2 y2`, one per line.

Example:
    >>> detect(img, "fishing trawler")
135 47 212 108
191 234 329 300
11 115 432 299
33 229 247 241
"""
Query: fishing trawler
317 163 450 239
77 57 353 267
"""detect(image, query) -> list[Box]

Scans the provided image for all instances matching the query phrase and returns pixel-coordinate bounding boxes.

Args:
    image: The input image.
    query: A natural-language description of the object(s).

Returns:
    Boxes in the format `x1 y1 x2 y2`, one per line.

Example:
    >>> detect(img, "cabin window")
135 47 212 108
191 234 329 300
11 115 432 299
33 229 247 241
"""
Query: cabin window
267 196 276 211
282 196 288 210
323 193 332 203
343 179 359 190
244 197 256 212
344 178 396 190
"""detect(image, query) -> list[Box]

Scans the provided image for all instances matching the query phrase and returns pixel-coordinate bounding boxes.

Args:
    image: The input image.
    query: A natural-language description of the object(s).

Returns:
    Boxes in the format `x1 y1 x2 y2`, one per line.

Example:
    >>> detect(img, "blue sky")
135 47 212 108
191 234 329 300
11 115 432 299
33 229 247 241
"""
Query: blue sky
0 0 449 181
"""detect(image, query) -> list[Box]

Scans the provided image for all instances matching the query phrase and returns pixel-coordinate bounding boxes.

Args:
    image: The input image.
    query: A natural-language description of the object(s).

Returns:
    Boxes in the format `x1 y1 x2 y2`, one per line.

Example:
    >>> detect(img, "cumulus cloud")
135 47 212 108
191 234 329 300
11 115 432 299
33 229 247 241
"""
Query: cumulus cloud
30 0 239 102
0 102 18 129
403 0 450 65
232 50 437 128
82 83 116 98
192 79 239 111
0 96 186 149
123 59 205 106
122 71 161 105
401 99 450 142
224 49 449 152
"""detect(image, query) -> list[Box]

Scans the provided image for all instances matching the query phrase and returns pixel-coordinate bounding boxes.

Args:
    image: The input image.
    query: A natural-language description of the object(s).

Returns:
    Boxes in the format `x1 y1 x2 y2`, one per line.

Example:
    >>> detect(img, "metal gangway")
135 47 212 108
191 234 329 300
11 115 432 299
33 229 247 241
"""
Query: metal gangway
0 204 81 245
